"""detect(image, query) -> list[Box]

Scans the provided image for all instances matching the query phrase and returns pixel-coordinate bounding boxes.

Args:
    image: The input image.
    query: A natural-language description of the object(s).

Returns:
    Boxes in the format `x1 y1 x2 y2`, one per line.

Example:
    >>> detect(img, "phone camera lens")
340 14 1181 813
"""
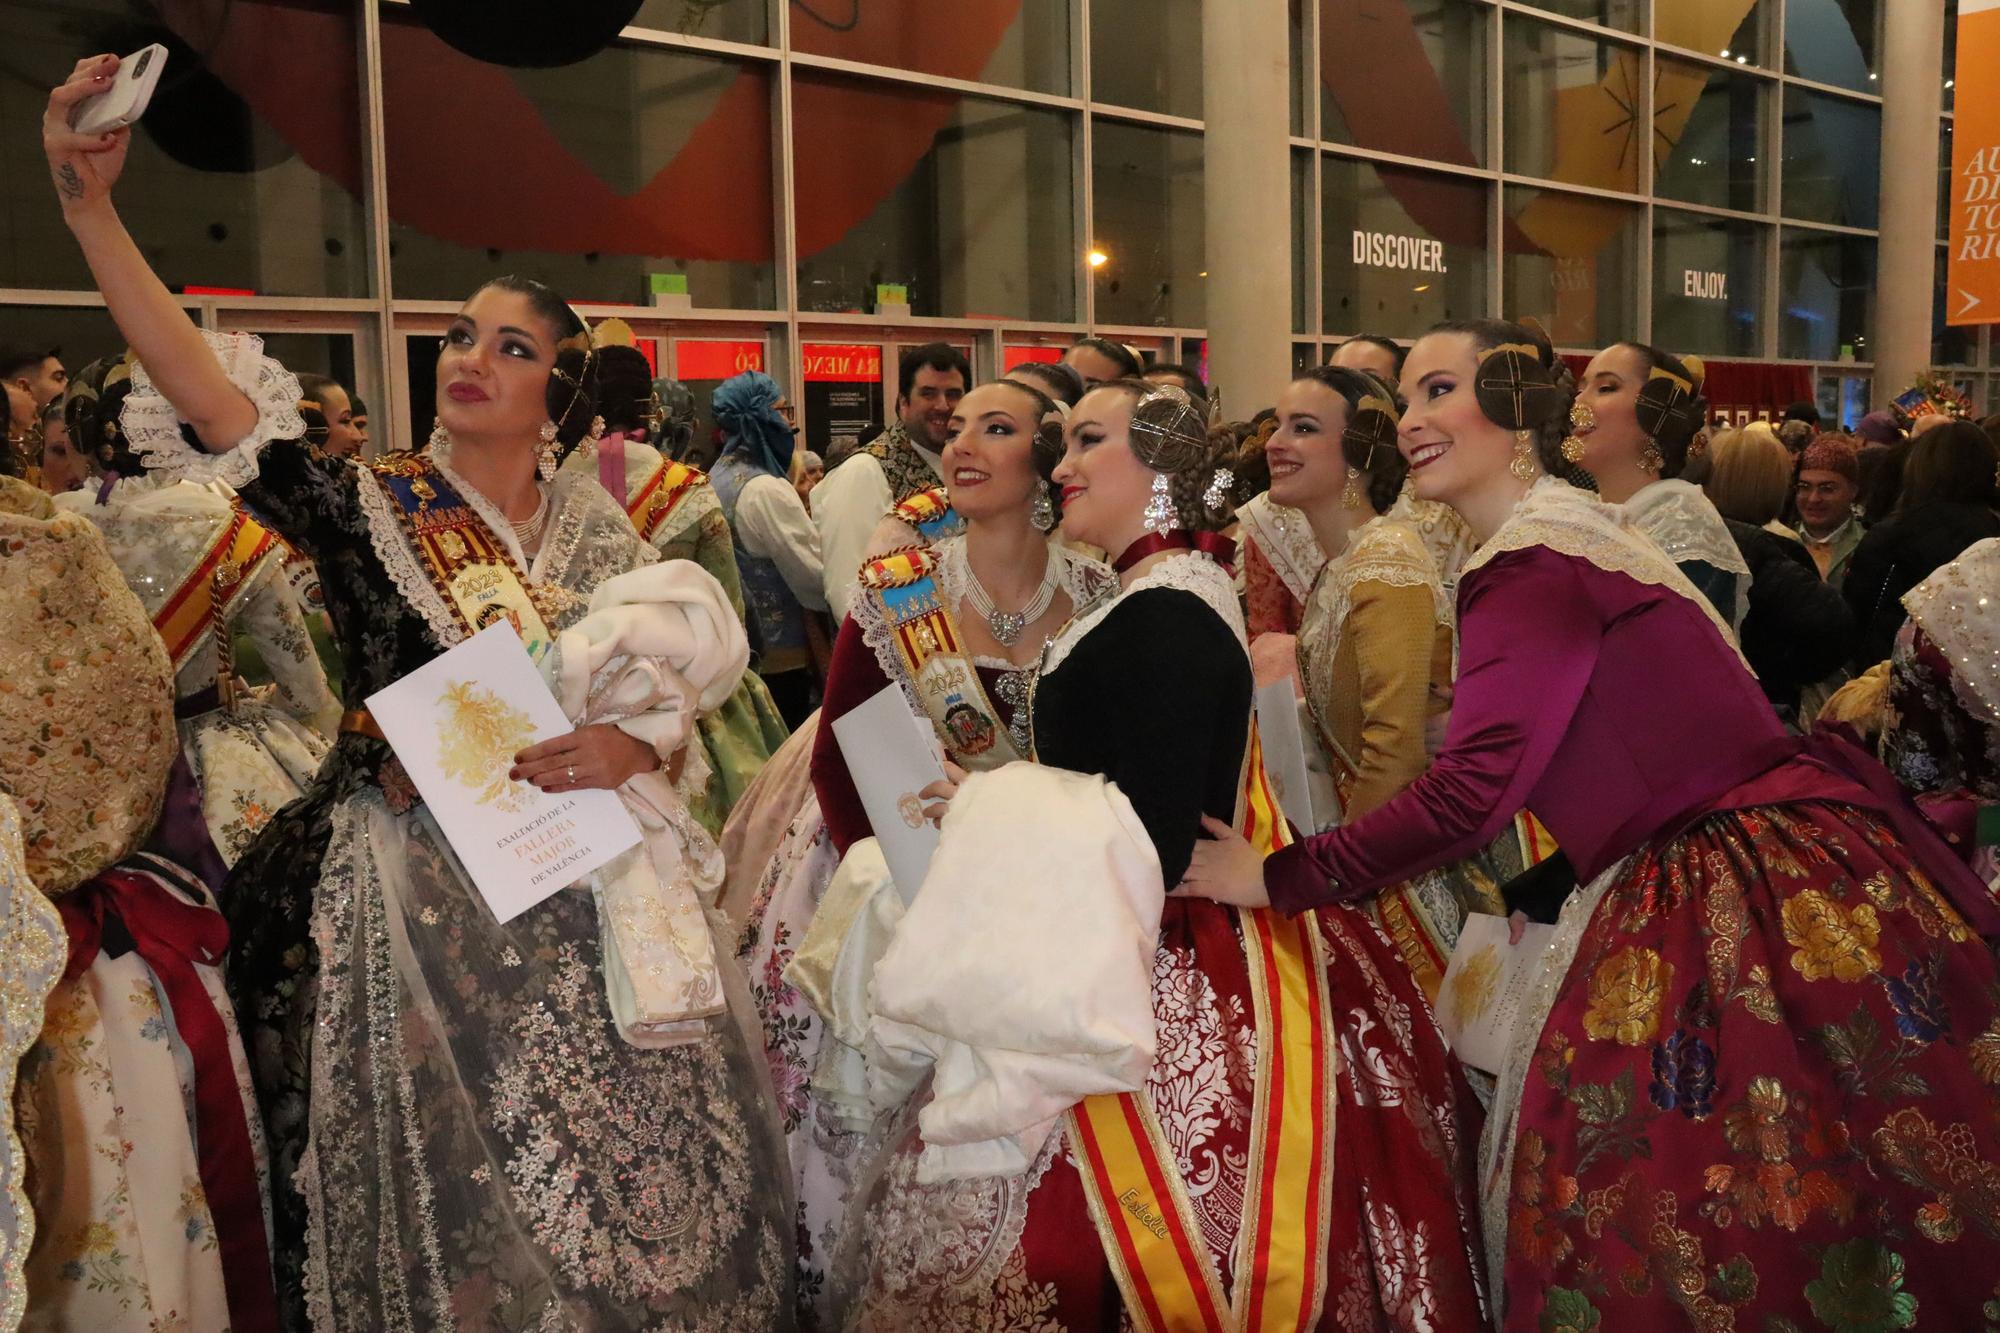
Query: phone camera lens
134 49 153 76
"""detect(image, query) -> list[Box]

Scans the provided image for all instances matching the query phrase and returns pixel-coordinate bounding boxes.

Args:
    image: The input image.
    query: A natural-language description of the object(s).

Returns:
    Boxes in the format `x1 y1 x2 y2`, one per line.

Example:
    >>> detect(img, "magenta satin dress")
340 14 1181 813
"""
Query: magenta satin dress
1267 543 2000 1333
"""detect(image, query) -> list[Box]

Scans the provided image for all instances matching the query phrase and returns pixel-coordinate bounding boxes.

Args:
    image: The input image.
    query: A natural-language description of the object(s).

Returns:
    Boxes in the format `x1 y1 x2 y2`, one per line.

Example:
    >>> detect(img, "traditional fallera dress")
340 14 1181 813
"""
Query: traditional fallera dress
1882 536 2000 885
1625 477 1752 635
1262 478 2000 1331
561 432 791 836
56 474 338 864
1 509 276 1333
833 548 1488 1331
124 333 794 1331
1238 492 1324 642
1294 514 1511 999
731 486 1113 1328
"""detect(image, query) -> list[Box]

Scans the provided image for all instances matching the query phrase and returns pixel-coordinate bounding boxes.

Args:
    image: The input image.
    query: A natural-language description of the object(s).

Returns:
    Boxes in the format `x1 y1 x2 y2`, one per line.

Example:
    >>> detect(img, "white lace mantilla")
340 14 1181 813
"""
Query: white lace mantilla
1238 493 1327 605
1464 478 1753 674
1040 550 1247 678
358 432 641 652
1475 858 1621 1314
1623 479 1752 633
1902 536 2000 723
122 330 306 489
854 535 1115 724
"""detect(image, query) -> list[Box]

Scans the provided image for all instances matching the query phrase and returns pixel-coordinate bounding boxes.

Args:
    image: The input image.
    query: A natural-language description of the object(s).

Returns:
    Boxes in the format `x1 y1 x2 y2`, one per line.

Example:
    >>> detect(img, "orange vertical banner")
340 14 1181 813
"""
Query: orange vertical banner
1949 0 2000 325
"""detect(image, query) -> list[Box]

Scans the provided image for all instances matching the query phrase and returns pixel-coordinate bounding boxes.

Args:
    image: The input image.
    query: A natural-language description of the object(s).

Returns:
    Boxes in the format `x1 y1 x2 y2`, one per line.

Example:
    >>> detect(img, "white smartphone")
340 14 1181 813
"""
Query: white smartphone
69 45 168 135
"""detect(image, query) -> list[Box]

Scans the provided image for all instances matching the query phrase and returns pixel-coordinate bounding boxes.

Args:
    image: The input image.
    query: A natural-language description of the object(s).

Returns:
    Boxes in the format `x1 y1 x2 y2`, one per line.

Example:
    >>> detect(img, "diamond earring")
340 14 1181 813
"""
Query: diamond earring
537 420 560 481
1142 471 1179 535
1030 480 1056 532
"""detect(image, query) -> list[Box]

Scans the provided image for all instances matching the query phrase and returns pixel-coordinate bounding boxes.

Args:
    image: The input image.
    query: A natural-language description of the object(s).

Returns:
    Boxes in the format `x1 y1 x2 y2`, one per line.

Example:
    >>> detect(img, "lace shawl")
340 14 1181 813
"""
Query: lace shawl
1237 492 1326 605
1623 479 1752 634
1464 478 1753 674
1902 537 2000 724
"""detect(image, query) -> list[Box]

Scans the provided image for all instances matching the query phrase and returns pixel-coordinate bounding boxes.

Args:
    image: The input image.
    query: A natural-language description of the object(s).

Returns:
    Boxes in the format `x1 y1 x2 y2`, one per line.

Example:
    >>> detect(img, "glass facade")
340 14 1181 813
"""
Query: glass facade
0 0 1981 449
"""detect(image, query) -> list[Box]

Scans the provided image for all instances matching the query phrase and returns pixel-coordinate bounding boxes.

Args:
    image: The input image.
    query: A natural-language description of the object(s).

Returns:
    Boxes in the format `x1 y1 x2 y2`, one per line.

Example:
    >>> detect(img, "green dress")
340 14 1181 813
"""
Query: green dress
565 439 791 835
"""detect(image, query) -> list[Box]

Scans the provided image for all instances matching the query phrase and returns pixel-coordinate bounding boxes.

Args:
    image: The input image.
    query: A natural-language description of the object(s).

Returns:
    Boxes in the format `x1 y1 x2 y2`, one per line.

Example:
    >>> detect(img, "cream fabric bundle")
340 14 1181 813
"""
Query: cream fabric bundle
542 561 749 1046
866 763 1162 1182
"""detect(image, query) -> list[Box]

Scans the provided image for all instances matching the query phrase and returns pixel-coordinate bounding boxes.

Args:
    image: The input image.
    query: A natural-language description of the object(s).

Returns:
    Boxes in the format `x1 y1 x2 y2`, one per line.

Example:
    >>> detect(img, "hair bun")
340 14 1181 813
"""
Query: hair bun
1681 353 1706 394
1128 384 1211 473
1472 344 1564 432
1635 365 1703 449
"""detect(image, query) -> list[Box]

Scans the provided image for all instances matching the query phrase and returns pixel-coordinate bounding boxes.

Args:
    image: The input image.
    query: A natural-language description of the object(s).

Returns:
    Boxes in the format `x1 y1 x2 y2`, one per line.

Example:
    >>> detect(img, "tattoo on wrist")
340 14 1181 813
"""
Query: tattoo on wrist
56 163 85 201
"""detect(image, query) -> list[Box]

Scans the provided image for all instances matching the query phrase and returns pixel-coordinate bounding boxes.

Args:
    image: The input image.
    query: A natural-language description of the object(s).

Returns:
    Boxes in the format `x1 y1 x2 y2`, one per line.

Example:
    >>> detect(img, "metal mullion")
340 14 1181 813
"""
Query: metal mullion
1322 142 1500 183
1489 1 1505 317
615 25 781 63
787 50 1082 112
1774 218 1882 240
1079 0 1096 331
1497 171 1653 207
1637 38 1654 342
358 0 401 452
1778 71 1884 107
1085 104 1206 133
0 289 138 307
774 0 802 414
1495 0 1643 45
1305 0 1321 349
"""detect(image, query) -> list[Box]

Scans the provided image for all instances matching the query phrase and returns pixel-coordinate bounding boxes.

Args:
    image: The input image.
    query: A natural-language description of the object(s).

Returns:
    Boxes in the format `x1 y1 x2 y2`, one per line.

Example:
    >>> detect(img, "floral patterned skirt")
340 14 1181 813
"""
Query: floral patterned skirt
835 901 1489 1331
1501 801 2000 1332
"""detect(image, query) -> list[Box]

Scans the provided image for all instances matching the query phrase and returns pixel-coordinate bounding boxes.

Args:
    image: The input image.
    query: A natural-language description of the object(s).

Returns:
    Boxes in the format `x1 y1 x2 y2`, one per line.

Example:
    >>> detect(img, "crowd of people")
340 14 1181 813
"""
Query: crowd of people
3 54 2000 1333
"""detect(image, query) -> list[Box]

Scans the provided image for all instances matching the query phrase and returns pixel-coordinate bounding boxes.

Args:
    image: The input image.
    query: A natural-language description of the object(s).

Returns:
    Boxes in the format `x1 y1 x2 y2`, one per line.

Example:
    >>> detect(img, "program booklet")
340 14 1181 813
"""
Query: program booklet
830 684 951 905
1436 912 1557 1074
366 622 642 924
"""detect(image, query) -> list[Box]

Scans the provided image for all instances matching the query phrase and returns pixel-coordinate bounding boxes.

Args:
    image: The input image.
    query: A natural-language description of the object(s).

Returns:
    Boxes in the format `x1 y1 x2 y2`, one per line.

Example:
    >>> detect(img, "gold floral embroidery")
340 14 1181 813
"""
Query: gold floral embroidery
1971 1020 2000 1086
1869 1107 2000 1245
1781 888 1882 983
1581 946 1673 1046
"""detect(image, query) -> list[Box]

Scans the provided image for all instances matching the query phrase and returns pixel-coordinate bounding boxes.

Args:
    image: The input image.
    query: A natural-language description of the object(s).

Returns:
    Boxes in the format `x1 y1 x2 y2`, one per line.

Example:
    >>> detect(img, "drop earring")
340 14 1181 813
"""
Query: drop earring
1639 440 1665 473
537 420 560 482
1509 429 1539 481
1341 467 1365 508
1561 399 1593 464
428 417 449 453
1142 471 1179 535
1030 479 1056 532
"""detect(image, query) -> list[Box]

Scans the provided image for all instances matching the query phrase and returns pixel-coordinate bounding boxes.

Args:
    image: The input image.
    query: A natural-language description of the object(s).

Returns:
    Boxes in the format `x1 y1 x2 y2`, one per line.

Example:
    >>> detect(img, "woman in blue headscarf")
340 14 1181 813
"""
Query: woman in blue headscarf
710 371 827 728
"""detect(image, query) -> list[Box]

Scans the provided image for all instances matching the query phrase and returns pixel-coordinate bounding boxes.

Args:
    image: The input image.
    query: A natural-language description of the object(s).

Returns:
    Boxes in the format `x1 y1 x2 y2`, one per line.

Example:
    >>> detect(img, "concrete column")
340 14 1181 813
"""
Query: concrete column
1873 0 1946 397
1202 0 1293 416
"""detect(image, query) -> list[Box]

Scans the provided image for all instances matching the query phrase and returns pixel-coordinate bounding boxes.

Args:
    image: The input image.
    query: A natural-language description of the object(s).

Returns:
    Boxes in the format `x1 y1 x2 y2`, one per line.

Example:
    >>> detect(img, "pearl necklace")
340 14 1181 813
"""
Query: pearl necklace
963 544 1062 646
510 486 551 550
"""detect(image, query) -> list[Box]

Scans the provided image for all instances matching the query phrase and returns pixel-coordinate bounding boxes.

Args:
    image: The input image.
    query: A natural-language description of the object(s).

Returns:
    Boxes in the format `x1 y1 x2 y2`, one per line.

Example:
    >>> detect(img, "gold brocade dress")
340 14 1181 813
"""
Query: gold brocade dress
1296 515 1510 998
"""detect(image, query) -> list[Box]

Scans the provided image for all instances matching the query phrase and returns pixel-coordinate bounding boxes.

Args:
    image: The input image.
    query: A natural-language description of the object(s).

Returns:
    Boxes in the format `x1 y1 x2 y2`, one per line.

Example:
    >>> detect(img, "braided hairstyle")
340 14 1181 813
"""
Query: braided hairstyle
64 355 145 477
1091 379 1235 532
1295 366 1406 514
1612 342 1709 479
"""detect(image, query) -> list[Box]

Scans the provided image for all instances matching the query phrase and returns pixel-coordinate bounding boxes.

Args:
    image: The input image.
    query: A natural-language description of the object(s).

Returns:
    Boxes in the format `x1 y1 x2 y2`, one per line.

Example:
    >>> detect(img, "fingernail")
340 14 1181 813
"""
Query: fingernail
508 769 520 780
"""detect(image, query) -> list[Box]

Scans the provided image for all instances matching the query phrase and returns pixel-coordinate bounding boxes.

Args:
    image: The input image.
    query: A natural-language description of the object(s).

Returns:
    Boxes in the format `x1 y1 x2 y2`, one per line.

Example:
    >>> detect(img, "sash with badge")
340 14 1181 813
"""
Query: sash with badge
856 540 1018 769
621 453 706 545
370 455 556 656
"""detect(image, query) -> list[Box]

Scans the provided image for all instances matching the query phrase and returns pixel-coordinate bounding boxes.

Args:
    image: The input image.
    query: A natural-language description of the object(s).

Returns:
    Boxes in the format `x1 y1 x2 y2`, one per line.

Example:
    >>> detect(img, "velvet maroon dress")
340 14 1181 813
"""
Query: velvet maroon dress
1264 481 2000 1332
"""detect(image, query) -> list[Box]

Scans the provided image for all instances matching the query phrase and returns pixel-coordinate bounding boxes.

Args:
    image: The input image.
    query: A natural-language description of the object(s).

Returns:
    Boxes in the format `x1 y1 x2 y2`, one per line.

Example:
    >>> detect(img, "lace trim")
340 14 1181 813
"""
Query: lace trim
854 536 1114 714
1623 479 1752 632
1386 484 1477 594
0 796 65 1333
653 482 718 551
1238 493 1325 605
1040 550 1246 678
355 468 462 650
1902 537 2000 723
122 329 307 487
1463 478 1753 674
1476 859 1621 1314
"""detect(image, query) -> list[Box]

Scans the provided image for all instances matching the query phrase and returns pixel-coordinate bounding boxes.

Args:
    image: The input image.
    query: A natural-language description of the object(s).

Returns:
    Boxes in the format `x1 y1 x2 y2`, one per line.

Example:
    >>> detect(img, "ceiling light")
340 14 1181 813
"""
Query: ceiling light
1869 72 1878 80
1413 284 1431 292
1087 249 1109 269
1736 54 1748 64
1720 48 1731 57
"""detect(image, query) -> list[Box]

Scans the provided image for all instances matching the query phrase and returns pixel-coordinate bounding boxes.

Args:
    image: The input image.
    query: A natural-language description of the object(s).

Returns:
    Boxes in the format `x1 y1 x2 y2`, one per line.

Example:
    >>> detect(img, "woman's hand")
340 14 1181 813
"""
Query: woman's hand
1507 909 1530 946
1173 815 1272 909
511 723 661 794
1425 685 1453 760
918 761 969 826
44 56 133 215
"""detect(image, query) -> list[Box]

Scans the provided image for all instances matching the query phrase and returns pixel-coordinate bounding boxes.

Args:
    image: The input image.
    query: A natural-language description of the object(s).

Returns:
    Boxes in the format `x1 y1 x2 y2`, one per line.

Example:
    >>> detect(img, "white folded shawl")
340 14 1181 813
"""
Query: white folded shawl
542 561 749 1046
866 762 1163 1182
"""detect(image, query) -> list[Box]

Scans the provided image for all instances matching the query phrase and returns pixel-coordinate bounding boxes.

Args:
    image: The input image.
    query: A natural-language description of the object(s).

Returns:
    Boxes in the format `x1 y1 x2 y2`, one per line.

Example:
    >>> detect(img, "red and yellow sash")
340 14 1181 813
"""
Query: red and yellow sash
372 455 554 654
1069 724 1335 1333
152 509 276 672
1516 810 1558 865
627 457 706 544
